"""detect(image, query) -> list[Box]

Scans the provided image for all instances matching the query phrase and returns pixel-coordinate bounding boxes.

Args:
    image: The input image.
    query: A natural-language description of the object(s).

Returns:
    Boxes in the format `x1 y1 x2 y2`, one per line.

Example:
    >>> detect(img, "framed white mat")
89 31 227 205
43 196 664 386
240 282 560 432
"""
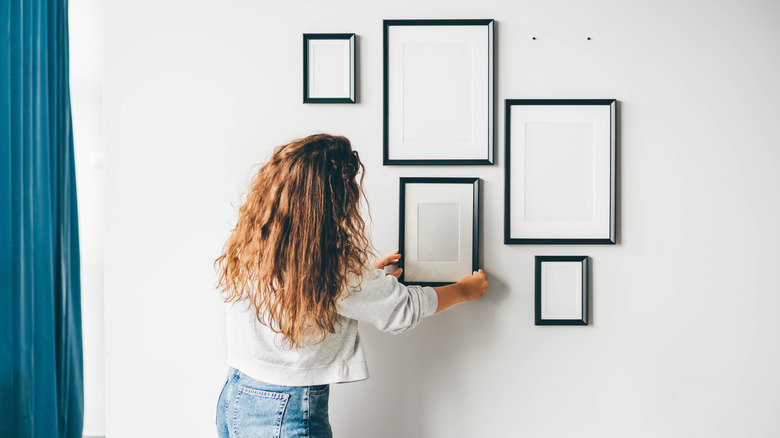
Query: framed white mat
383 20 494 165
303 33 356 103
505 99 616 244
399 177 480 286
535 256 589 326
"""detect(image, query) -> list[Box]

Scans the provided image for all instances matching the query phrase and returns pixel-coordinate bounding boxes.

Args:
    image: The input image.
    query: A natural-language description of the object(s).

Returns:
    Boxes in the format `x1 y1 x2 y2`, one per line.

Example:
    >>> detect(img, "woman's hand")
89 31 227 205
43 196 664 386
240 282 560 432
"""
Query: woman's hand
433 269 488 313
374 251 403 278
457 269 488 301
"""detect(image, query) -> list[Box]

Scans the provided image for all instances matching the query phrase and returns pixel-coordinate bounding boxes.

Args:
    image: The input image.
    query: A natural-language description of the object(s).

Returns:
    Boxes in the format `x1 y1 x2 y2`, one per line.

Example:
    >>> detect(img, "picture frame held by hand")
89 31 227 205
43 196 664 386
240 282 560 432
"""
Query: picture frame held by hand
399 177 480 286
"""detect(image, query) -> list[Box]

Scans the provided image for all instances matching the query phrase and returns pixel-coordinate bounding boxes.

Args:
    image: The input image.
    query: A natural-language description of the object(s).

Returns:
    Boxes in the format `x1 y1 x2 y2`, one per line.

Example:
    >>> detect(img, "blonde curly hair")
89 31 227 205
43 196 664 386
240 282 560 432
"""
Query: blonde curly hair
215 134 373 348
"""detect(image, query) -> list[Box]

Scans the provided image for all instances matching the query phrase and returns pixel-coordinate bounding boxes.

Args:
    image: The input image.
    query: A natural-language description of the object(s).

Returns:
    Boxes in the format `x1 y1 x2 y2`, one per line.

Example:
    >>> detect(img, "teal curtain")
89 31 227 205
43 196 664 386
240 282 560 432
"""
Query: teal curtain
1 0 84 437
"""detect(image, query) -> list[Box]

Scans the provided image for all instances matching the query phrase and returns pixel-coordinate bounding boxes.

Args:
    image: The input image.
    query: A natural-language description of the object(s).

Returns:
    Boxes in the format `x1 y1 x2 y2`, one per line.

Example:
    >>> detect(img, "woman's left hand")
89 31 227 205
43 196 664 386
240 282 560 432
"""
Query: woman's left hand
374 251 402 278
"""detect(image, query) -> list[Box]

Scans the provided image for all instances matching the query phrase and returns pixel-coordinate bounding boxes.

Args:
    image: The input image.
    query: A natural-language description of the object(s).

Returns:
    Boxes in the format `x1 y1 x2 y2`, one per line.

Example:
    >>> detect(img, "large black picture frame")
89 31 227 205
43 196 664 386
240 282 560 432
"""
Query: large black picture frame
383 19 494 165
303 33 356 103
505 99 617 244
399 177 480 286
535 255 589 326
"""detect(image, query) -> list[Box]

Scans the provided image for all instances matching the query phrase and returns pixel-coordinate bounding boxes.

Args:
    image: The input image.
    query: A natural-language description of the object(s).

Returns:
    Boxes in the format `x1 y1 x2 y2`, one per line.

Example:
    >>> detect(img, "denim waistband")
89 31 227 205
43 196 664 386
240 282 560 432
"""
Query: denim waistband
228 367 328 391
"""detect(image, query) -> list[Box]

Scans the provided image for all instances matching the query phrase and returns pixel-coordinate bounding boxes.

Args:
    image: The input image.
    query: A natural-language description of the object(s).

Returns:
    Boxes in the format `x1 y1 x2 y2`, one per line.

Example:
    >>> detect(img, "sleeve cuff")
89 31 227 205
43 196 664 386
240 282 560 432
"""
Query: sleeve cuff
420 286 438 318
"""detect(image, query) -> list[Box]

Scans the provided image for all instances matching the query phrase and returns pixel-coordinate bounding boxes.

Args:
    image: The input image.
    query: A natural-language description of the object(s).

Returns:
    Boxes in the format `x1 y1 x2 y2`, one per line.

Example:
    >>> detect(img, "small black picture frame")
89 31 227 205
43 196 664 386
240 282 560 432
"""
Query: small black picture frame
399 177 480 286
303 33 356 103
535 256 589 326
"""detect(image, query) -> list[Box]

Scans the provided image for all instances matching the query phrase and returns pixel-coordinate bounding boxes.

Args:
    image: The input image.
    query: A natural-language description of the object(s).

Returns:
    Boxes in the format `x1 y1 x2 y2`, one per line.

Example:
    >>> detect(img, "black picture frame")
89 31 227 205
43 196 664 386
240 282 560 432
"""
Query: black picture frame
535 256 589 326
398 177 480 286
303 33 356 103
383 19 494 165
504 99 617 244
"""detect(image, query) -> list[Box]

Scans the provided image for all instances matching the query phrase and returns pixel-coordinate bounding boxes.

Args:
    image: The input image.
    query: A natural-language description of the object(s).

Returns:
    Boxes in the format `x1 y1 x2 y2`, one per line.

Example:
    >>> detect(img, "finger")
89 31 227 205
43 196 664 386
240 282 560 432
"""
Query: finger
391 268 403 278
383 253 399 262
378 254 397 267
377 252 402 270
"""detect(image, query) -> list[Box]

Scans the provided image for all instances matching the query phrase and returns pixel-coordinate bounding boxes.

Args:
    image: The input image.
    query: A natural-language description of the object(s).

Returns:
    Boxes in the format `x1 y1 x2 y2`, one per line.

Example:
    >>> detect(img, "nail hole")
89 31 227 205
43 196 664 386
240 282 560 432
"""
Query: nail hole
587 37 592 40
532 37 536 40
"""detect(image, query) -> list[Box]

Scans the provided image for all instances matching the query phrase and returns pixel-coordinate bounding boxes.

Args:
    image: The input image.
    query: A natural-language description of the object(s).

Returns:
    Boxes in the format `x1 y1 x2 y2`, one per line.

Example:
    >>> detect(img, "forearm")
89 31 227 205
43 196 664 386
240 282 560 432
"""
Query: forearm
432 269 488 313
432 282 468 313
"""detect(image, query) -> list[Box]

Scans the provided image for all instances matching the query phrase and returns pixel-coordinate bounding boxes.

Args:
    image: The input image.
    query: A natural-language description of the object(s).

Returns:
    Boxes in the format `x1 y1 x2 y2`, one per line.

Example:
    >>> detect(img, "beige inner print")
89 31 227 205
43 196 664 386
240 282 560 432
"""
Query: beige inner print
417 203 460 263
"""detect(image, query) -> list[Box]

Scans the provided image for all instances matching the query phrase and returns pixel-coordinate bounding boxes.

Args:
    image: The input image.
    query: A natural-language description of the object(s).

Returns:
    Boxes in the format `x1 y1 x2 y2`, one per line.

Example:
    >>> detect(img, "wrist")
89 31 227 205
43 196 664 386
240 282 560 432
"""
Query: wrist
455 280 470 302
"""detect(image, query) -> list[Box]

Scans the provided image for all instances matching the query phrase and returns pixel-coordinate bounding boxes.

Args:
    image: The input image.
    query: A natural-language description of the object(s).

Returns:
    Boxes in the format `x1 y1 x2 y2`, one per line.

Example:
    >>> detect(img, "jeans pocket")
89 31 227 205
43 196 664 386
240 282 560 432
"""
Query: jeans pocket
233 385 290 438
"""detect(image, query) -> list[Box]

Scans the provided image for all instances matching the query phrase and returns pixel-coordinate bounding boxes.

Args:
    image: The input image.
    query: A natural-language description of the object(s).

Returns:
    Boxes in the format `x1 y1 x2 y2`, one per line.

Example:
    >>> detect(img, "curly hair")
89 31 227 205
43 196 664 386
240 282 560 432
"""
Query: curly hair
215 134 373 348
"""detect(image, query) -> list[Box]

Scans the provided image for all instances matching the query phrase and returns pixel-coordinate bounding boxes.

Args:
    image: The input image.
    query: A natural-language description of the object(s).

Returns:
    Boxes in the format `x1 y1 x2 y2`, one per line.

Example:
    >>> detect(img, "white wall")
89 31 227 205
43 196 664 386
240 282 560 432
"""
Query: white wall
104 0 780 436
70 0 105 435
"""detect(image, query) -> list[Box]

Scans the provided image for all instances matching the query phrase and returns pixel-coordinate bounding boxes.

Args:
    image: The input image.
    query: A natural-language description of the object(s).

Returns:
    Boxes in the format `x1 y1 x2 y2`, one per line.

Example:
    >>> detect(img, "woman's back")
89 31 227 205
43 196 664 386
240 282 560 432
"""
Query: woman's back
214 134 487 437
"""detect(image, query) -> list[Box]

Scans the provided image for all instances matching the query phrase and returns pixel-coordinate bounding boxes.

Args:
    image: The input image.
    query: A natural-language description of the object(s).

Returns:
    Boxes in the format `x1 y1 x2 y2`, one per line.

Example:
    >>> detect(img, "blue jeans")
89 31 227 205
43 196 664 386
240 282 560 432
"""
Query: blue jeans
216 367 333 438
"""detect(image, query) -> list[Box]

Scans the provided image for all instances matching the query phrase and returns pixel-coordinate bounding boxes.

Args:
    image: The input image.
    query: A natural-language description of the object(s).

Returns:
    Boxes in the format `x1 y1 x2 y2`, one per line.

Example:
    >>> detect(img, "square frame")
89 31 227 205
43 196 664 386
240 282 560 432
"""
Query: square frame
383 19 494 165
303 33 356 103
535 256 589 326
505 99 617 244
399 177 480 286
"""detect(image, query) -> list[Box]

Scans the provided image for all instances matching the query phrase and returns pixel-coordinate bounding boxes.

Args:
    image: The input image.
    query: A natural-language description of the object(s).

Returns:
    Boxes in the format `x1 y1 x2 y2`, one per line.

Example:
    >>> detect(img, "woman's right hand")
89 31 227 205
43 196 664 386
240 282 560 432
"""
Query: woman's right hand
432 269 488 313
457 269 488 301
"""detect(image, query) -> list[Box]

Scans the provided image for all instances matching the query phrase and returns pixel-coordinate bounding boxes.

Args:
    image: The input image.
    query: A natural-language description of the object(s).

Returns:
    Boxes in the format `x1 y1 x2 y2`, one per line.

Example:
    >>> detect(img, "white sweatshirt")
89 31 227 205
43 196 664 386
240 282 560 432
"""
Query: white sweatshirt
225 269 438 386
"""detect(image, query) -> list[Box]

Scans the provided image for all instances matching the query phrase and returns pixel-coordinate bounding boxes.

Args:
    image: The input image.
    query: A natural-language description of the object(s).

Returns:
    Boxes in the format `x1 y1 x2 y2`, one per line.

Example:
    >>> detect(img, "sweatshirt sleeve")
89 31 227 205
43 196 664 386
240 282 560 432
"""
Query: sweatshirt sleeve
337 269 438 335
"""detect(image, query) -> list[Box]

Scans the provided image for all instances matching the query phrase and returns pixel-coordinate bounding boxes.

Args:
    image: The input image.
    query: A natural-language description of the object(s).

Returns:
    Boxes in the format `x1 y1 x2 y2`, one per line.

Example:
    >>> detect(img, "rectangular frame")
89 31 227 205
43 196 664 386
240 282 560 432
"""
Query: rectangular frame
303 33 356 103
383 19 494 165
505 99 617 244
399 177 480 286
535 256 589 326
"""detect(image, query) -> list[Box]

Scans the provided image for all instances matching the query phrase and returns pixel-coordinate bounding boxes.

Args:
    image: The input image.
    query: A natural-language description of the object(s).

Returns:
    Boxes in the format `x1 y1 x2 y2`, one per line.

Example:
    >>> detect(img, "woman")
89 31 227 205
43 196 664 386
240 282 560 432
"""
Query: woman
215 134 488 437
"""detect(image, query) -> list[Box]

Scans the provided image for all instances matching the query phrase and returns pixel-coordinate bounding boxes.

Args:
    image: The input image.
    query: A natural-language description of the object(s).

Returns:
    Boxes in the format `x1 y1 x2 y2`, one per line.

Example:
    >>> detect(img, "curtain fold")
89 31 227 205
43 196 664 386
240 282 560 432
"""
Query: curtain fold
1 0 84 437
